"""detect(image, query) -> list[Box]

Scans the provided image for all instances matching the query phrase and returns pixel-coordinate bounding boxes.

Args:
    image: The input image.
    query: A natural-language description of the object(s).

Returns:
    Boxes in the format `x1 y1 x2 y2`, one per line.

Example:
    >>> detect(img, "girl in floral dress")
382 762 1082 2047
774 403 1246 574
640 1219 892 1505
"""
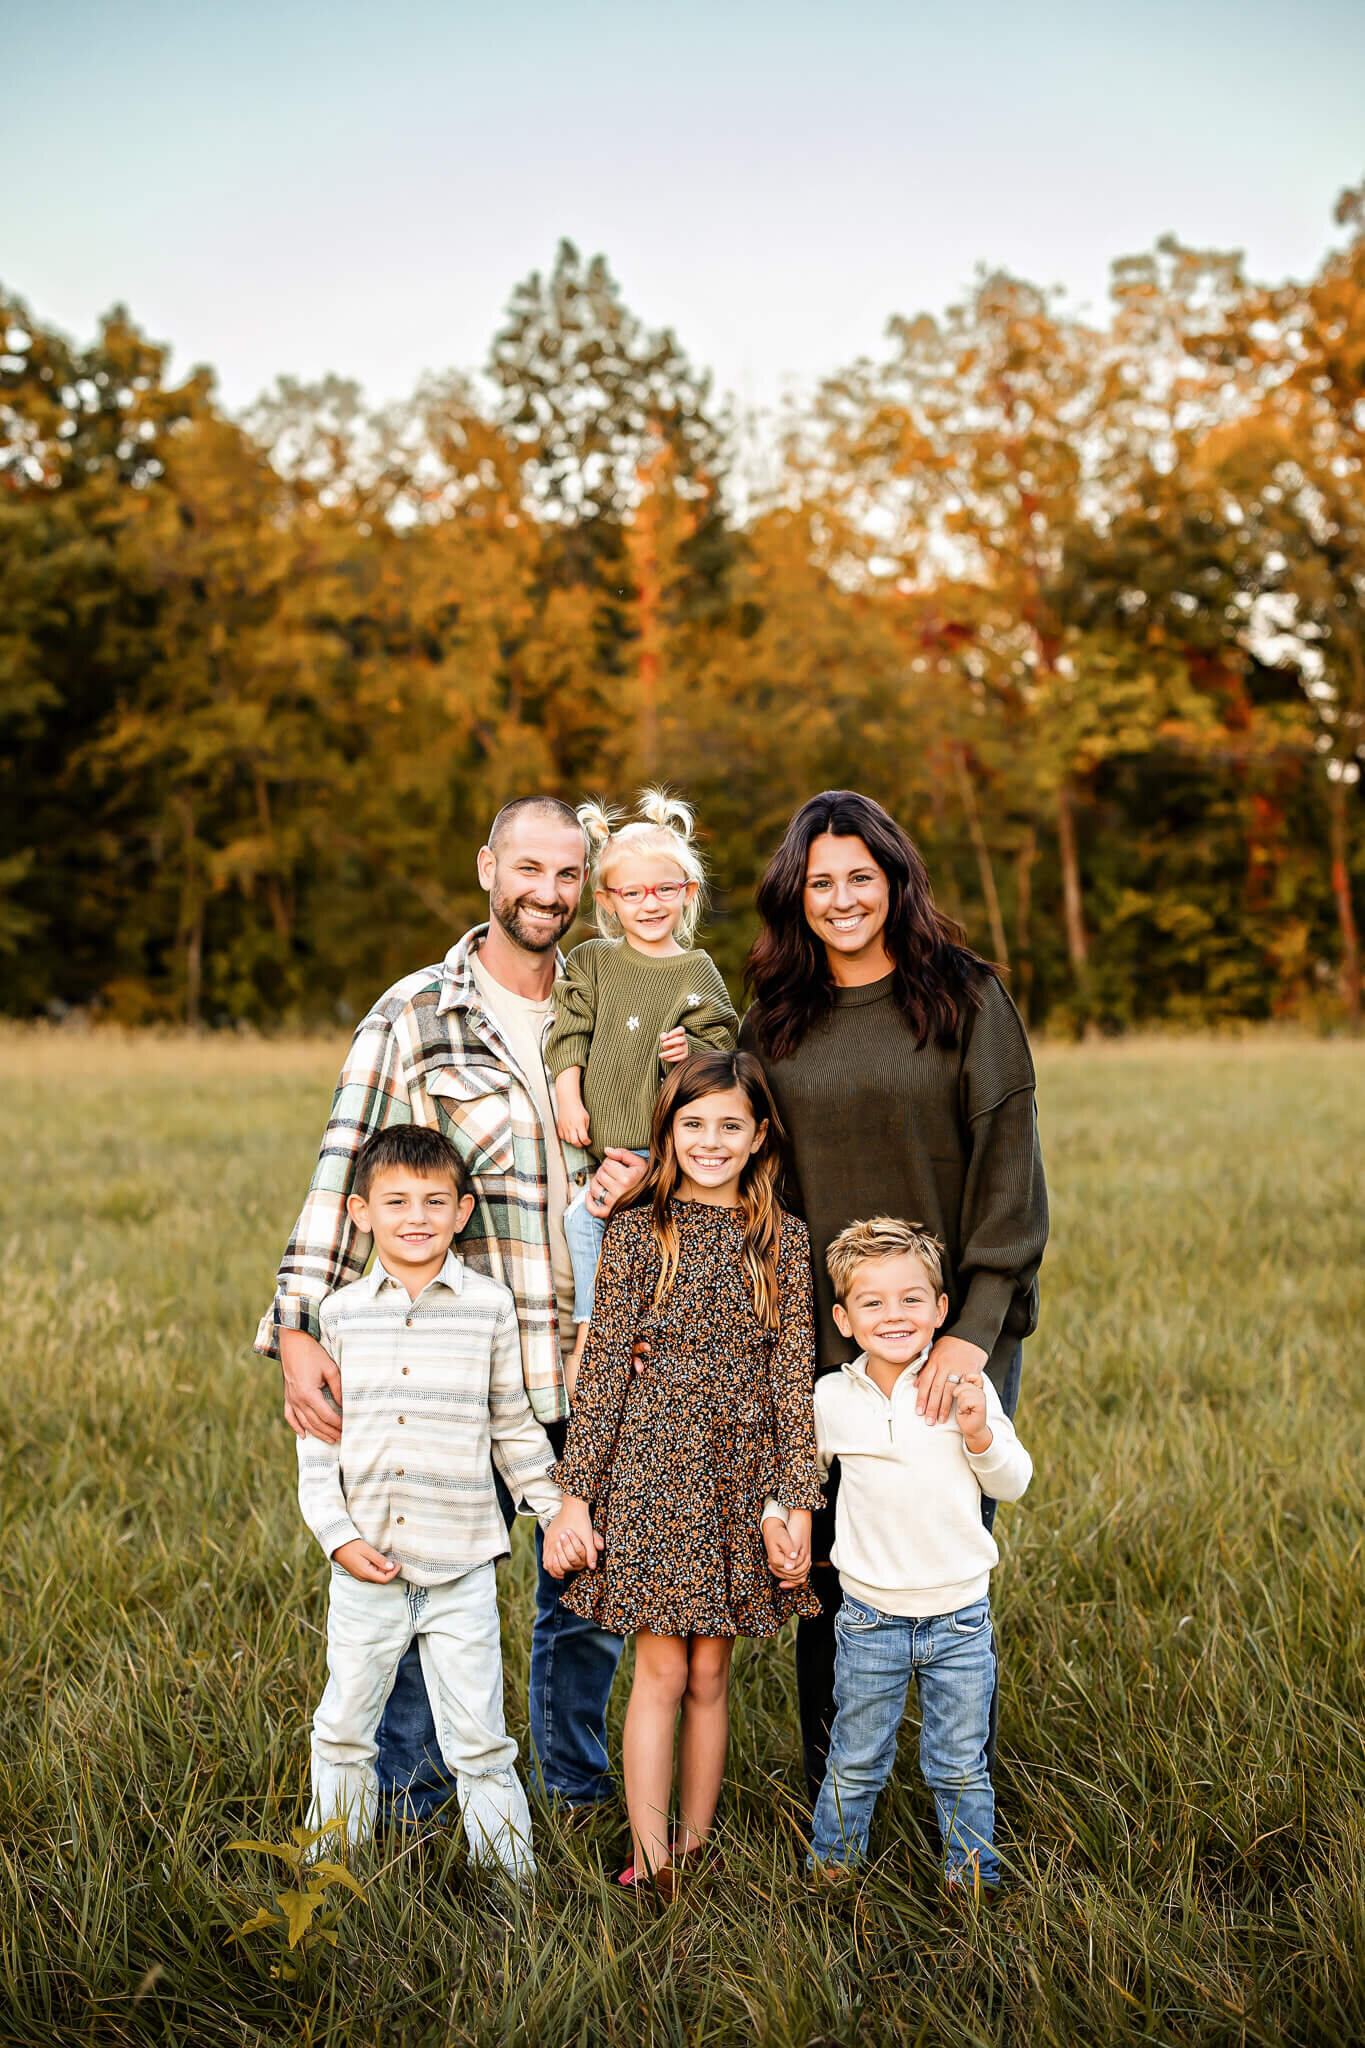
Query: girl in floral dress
543 1049 822 1894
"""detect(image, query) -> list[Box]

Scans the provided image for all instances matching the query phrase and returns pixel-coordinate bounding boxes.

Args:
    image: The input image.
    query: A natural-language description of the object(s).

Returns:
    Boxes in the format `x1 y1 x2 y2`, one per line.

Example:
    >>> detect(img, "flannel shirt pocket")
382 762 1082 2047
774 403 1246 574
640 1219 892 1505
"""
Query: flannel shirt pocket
429 1066 516 1175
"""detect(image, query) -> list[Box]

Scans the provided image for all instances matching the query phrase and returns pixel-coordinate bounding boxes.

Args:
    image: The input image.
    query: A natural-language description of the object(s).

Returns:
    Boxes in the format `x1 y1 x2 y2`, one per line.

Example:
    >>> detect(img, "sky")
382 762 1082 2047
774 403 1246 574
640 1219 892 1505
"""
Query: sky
8 0 1365 424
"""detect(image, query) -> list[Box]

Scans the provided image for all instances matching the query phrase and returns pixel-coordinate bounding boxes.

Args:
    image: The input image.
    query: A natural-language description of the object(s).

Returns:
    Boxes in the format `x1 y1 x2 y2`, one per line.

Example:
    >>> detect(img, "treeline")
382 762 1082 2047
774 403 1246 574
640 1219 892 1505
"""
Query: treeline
2 181 1363 1033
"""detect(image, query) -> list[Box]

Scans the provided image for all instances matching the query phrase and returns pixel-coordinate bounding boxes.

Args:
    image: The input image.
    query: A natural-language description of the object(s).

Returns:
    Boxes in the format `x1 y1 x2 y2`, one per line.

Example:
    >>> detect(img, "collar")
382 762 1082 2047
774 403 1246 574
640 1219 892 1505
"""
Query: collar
842 1346 932 1393
437 924 566 1017
366 1248 465 1299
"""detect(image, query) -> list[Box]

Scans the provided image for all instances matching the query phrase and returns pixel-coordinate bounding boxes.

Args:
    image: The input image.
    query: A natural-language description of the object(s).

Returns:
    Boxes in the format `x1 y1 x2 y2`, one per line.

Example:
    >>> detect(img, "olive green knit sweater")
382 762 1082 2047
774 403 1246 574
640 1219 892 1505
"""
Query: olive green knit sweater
545 938 737 1156
738 972 1048 1392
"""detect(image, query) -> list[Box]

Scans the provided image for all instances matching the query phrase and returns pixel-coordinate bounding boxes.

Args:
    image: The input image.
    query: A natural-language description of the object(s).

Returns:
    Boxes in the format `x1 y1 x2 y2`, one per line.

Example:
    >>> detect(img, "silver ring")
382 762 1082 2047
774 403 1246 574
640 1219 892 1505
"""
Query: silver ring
947 1373 962 1385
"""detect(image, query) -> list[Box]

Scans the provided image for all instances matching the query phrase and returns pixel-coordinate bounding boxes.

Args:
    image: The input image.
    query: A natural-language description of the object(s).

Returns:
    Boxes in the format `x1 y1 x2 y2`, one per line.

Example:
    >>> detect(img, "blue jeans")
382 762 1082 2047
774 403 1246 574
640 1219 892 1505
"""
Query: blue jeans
563 1151 650 1322
810 1592 999 1887
374 1426 625 1818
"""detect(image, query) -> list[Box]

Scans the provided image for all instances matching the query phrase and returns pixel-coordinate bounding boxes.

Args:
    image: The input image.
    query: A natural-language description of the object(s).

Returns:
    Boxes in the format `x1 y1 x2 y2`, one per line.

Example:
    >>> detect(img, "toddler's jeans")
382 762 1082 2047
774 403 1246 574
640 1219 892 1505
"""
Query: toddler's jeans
809 1592 999 1888
563 1148 650 1323
309 1560 534 1880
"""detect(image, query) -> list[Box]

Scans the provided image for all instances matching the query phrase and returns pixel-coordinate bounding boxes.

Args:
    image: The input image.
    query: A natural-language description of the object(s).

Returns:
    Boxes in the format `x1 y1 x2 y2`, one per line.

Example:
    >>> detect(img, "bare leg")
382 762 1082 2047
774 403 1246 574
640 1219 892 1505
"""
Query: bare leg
622 1630 688 1876
674 1635 734 1856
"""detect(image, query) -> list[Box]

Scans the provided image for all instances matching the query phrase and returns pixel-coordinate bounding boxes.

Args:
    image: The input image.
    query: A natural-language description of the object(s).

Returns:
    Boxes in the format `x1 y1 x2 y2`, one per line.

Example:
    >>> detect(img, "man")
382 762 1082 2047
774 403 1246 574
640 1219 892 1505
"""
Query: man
256 796 648 1816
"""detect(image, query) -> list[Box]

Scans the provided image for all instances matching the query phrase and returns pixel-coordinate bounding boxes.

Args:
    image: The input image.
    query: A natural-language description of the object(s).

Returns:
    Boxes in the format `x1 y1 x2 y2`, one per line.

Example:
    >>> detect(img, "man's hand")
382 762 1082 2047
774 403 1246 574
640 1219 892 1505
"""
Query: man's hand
332 1539 400 1583
554 1068 592 1149
916 1334 990 1428
585 1147 649 1223
659 1026 690 1066
951 1373 993 1455
280 1328 343 1442
763 1508 812 1588
543 1499 603 1579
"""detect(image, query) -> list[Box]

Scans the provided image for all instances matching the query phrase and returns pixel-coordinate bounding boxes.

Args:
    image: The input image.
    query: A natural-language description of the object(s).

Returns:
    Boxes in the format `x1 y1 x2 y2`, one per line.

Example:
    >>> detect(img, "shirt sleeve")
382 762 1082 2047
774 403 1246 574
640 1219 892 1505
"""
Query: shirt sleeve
763 1217 824 1513
488 1296 562 1527
295 1308 363 1559
255 1009 412 1358
945 979 1050 1361
550 1211 642 1508
763 1374 833 1525
680 955 739 1055
963 1378 1033 1503
544 944 599 1080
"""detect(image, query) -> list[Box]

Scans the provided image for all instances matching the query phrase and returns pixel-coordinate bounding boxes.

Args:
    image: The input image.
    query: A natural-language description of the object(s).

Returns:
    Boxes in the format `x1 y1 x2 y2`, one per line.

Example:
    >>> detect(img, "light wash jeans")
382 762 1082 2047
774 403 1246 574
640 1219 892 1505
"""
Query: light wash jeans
810 1591 998 1887
562 1150 650 1323
309 1560 535 1879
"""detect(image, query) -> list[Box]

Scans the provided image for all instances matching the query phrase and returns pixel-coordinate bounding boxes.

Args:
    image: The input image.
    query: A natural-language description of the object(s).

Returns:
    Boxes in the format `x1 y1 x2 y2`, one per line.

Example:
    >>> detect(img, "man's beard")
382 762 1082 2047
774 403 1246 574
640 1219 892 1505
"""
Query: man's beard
490 884 576 954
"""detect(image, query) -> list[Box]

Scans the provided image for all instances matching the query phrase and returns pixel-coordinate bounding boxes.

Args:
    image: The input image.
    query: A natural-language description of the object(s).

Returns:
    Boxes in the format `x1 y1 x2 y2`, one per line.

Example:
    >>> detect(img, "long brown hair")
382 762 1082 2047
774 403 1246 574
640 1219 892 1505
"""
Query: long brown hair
643 1049 787 1332
744 789 995 1061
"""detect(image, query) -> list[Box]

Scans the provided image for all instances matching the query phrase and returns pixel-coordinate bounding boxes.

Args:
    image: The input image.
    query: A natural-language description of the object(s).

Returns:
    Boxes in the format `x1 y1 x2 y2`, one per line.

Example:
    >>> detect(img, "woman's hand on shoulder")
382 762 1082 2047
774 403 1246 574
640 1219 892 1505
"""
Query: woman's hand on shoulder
918 1333 989 1427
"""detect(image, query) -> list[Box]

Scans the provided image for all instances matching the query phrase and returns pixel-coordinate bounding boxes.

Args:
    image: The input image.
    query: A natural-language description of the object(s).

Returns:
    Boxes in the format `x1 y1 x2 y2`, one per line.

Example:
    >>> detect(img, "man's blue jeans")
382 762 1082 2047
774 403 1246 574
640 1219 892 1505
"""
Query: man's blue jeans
374 1429 624 1819
810 1592 999 1886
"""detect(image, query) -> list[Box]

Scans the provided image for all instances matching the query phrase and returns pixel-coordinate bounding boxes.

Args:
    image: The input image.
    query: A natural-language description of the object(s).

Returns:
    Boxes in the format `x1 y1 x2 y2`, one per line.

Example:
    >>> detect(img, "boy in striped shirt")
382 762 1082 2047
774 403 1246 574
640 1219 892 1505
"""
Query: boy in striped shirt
297 1125 561 1878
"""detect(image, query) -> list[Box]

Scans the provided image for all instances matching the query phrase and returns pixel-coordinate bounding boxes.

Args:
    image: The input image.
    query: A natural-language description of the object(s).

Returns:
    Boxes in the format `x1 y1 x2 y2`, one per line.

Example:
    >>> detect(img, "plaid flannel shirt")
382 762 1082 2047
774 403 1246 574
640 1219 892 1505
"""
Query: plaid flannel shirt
254 926 589 1423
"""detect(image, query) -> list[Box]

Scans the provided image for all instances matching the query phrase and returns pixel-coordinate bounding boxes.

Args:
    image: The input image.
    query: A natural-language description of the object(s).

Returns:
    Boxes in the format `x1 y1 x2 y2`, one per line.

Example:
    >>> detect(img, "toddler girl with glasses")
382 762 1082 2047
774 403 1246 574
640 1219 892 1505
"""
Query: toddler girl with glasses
546 791 737 1381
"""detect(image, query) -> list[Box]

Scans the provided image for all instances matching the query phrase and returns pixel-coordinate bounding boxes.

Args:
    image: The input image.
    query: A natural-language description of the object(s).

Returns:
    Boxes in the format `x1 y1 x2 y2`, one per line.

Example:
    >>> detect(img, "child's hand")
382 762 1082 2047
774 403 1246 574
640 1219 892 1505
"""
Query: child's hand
763 1509 811 1587
543 1501 603 1579
553 1068 591 1149
659 1025 690 1065
951 1373 993 1455
332 1539 401 1583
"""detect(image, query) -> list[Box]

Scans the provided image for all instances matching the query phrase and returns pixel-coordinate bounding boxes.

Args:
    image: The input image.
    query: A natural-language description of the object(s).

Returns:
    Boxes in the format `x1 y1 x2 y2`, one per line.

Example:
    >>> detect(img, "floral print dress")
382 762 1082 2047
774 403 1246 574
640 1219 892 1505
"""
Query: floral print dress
553 1199 824 1638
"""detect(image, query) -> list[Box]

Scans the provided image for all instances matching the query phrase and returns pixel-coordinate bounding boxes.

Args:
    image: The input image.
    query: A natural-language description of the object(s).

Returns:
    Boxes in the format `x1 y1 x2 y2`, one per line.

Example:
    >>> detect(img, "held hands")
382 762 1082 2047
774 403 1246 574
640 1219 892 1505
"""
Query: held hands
332 1539 401 1583
659 1025 690 1066
543 1499 603 1580
763 1508 812 1588
554 1068 592 1149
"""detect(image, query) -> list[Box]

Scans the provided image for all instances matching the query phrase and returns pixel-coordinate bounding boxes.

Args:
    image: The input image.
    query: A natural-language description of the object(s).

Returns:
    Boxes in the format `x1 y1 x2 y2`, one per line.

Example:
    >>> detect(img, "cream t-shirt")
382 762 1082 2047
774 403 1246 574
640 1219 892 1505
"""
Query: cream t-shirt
470 951 578 1361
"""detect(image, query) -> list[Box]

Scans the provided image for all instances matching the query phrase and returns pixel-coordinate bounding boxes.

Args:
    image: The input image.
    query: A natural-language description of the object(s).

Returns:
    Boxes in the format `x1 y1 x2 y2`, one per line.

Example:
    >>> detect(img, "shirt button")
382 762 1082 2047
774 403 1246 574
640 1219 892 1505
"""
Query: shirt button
402 1366 410 1375
395 1468 404 1477
405 1316 414 1327
397 1416 405 1425
396 1516 405 1525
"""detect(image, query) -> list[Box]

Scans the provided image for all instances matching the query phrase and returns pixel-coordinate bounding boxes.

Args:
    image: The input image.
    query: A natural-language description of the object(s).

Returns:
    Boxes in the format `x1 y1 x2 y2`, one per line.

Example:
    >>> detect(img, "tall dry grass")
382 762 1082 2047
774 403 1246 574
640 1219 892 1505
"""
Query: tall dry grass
1 1030 1361 2045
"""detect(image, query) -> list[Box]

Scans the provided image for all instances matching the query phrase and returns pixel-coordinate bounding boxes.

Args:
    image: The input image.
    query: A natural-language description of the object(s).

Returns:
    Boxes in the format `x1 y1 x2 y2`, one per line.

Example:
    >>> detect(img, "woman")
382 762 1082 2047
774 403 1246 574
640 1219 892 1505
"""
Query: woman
737 789 1048 1803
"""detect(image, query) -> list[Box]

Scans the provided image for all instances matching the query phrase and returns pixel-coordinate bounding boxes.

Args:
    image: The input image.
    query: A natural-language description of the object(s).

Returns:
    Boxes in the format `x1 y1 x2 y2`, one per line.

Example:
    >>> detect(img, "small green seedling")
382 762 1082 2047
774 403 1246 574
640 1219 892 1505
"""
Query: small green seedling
227 1821 365 1981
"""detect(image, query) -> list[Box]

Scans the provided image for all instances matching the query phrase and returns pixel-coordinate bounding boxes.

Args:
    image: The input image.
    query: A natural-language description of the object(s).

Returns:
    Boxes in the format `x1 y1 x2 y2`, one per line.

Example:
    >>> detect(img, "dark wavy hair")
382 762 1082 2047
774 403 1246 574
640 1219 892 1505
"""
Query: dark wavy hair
744 790 995 1061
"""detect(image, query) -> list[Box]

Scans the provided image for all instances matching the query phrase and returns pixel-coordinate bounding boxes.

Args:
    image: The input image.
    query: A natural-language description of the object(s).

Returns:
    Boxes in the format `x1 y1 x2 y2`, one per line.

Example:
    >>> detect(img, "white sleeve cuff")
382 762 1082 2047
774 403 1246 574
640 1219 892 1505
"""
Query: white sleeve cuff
760 1496 788 1527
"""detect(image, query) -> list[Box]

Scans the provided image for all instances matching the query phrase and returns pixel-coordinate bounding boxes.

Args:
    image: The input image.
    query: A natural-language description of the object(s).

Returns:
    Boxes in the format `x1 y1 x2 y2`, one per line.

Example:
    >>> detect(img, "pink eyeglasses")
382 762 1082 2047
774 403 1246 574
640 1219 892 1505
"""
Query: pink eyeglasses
602 882 691 905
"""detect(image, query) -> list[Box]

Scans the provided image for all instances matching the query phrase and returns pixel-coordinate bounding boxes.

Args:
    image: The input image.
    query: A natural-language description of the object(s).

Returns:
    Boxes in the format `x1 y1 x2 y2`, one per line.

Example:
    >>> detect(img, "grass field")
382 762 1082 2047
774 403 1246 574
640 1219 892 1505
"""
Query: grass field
1 1029 1362 2047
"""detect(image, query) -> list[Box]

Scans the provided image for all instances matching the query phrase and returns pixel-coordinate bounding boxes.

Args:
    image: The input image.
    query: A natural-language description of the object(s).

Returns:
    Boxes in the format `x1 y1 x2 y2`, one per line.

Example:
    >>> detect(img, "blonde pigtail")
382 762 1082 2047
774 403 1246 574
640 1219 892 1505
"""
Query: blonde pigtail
576 798 619 859
636 788 695 841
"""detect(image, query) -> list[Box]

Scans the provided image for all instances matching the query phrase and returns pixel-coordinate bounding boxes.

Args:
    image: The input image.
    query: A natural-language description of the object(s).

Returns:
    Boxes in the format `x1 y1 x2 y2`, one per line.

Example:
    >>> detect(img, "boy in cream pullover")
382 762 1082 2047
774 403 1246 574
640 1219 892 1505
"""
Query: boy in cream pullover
764 1216 1031 1892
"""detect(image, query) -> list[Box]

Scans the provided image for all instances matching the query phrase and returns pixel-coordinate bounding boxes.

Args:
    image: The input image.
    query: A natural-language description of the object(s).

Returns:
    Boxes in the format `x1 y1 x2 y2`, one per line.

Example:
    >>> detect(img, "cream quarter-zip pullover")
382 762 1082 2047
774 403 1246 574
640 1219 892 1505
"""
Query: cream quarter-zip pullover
766 1349 1032 1618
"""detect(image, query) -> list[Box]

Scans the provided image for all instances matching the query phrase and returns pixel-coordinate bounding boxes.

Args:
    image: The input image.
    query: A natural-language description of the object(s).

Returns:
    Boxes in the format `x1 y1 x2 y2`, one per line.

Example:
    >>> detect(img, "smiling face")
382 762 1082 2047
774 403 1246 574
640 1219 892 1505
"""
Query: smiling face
477 815 587 955
597 849 696 954
347 1167 476 1287
670 1085 768 1206
833 1250 949 1372
802 831 893 977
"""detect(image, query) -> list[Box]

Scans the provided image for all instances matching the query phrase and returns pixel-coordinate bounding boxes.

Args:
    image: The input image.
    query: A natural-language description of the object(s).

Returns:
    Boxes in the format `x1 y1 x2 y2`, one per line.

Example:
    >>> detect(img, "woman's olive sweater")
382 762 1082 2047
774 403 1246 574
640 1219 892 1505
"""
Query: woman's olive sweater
738 972 1048 1391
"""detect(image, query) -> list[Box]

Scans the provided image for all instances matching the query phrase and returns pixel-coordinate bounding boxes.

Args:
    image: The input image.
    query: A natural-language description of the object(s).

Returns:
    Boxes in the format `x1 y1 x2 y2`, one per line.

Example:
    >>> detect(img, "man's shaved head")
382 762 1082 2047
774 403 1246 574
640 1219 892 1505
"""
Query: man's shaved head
487 796 586 855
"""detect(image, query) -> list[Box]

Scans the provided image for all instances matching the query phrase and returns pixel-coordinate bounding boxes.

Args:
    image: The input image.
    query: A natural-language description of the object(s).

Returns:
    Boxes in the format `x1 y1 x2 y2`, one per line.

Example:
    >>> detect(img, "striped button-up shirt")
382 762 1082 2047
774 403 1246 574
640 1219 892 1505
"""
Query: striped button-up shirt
297 1251 562 1585
255 926 589 1422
